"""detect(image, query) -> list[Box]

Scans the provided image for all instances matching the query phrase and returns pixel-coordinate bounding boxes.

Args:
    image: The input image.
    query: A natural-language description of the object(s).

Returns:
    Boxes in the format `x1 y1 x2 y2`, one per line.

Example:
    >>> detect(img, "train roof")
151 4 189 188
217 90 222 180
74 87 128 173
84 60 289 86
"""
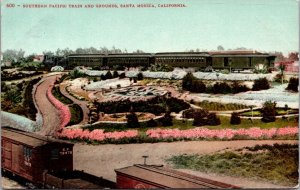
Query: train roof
154 52 210 57
115 164 238 188
68 54 105 57
1 127 73 148
107 53 152 57
208 50 273 57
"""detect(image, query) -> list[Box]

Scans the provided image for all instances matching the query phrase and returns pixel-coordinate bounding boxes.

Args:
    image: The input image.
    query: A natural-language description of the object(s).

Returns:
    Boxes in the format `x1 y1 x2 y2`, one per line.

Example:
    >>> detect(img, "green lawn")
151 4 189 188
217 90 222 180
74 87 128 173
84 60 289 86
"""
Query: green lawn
167 144 298 186
193 101 251 111
93 115 298 133
171 116 297 130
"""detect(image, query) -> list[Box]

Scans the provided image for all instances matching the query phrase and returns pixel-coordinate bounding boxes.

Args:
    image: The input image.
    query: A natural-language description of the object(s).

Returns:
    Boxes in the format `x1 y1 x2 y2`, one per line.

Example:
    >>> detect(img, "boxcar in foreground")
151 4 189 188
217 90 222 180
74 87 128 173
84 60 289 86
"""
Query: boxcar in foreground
1 127 73 185
115 164 239 189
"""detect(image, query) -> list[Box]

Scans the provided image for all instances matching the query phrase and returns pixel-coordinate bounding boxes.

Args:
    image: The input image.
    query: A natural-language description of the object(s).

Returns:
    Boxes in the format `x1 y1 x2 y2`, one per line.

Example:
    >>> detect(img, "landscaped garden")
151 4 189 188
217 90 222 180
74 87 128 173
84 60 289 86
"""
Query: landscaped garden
2 67 298 144
36 69 297 144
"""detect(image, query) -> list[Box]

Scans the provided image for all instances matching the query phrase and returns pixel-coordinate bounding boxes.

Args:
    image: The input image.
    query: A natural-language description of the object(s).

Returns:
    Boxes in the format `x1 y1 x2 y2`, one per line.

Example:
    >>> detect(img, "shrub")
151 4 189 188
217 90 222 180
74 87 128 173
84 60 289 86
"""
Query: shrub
100 74 106 80
182 108 199 119
23 77 41 120
52 86 73 104
70 69 86 79
191 80 206 93
219 82 232 94
113 70 119 78
230 112 241 125
286 77 298 92
261 101 276 123
252 78 270 91
206 113 221 126
231 81 250 93
137 72 144 81
105 71 113 79
119 72 126 79
126 109 140 128
146 119 158 128
150 63 173 72
1 82 8 92
182 72 195 91
274 74 288 83
193 109 209 126
212 82 221 94
68 104 83 125
161 112 173 126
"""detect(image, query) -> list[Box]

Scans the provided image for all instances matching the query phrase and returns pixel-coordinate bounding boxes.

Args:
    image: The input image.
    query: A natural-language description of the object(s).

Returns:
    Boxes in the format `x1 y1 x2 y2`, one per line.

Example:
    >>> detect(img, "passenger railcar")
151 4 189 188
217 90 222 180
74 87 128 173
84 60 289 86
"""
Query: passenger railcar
153 52 210 68
106 53 153 68
63 51 276 71
1 127 73 185
209 51 276 70
68 54 105 68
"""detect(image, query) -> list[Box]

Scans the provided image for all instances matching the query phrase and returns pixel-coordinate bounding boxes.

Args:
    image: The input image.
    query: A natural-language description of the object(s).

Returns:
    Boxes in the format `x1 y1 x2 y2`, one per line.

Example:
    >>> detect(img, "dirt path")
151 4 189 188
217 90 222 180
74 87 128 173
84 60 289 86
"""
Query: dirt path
34 75 61 136
73 140 297 188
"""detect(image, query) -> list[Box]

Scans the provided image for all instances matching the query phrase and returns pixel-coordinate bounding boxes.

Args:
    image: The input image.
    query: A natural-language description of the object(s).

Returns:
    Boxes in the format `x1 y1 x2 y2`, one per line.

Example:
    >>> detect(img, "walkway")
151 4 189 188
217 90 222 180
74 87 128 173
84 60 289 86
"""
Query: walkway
73 139 297 188
34 75 62 136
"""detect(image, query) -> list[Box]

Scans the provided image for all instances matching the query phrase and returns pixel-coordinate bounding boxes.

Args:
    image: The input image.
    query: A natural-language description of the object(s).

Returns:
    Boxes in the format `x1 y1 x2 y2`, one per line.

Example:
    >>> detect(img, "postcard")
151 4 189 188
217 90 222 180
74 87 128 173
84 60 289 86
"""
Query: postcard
1 0 299 189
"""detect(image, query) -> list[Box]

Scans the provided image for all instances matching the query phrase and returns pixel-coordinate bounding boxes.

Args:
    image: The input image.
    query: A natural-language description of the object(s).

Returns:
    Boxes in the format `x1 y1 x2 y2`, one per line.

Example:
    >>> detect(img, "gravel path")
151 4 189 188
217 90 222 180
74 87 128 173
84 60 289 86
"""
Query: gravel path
34 75 62 136
73 140 297 188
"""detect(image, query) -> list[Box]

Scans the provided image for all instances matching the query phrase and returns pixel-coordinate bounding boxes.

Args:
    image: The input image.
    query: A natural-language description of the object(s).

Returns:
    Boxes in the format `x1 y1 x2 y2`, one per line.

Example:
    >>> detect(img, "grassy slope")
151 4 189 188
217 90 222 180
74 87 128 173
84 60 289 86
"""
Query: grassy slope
167 144 298 186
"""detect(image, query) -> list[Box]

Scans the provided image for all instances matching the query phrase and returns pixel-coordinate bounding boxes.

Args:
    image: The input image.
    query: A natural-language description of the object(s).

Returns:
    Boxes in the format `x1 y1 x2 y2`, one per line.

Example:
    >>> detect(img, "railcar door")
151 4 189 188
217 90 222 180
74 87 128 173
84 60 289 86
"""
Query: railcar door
11 143 21 173
2 140 12 170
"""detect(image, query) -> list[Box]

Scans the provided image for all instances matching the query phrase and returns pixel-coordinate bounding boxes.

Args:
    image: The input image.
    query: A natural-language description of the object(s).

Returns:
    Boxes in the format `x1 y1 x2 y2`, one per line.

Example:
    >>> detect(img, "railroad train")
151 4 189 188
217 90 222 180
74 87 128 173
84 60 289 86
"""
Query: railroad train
44 51 276 70
1 127 115 189
45 51 276 71
1 126 238 189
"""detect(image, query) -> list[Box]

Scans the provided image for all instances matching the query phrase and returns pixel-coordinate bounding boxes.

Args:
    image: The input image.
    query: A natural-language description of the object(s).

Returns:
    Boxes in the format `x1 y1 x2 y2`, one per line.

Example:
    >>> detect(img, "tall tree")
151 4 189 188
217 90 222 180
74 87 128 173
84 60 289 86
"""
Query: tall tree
2 49 25 62
288 52 299 61
217 45 225 51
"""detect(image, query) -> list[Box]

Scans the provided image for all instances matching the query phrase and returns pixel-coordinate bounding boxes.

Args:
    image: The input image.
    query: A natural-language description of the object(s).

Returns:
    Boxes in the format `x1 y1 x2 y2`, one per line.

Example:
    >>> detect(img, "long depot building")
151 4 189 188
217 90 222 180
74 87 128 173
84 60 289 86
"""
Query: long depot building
65 50 276 70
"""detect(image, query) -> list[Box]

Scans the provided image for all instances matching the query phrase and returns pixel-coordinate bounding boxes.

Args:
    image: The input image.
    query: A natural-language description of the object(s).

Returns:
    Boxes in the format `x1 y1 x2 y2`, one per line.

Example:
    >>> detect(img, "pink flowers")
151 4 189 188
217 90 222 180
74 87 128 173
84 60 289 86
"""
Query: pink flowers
146 127 298 140
46 85 71 128
58 128 138 142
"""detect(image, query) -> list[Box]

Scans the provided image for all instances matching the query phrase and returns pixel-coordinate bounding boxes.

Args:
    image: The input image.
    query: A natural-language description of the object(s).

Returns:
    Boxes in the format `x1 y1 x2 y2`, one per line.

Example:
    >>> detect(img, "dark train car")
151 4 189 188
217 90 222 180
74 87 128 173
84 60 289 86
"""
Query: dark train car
115 164 239 189
209 51 276 70
1 127 73 186
106 53 152 68
154 52 210 68
68 54 105 68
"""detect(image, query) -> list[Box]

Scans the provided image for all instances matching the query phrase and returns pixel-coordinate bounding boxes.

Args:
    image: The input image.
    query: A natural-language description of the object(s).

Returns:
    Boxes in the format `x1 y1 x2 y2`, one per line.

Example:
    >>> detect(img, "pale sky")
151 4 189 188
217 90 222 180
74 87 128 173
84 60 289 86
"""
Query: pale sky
1 0 299 55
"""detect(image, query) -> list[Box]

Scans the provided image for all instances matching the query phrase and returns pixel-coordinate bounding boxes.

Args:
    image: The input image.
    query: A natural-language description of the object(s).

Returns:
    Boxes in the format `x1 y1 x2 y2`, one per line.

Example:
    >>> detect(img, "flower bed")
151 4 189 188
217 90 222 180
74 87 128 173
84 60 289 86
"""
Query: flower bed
57 126 298 144
46 85 71 128
146 127 298 140
58 128 138 142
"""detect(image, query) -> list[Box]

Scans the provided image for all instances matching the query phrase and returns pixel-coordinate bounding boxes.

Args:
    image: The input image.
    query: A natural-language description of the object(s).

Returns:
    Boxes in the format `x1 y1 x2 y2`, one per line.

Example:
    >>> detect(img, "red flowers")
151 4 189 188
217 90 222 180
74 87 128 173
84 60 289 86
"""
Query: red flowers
146 127 298 140
58 128 138 141
57 126 298 143
46 85 71 128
